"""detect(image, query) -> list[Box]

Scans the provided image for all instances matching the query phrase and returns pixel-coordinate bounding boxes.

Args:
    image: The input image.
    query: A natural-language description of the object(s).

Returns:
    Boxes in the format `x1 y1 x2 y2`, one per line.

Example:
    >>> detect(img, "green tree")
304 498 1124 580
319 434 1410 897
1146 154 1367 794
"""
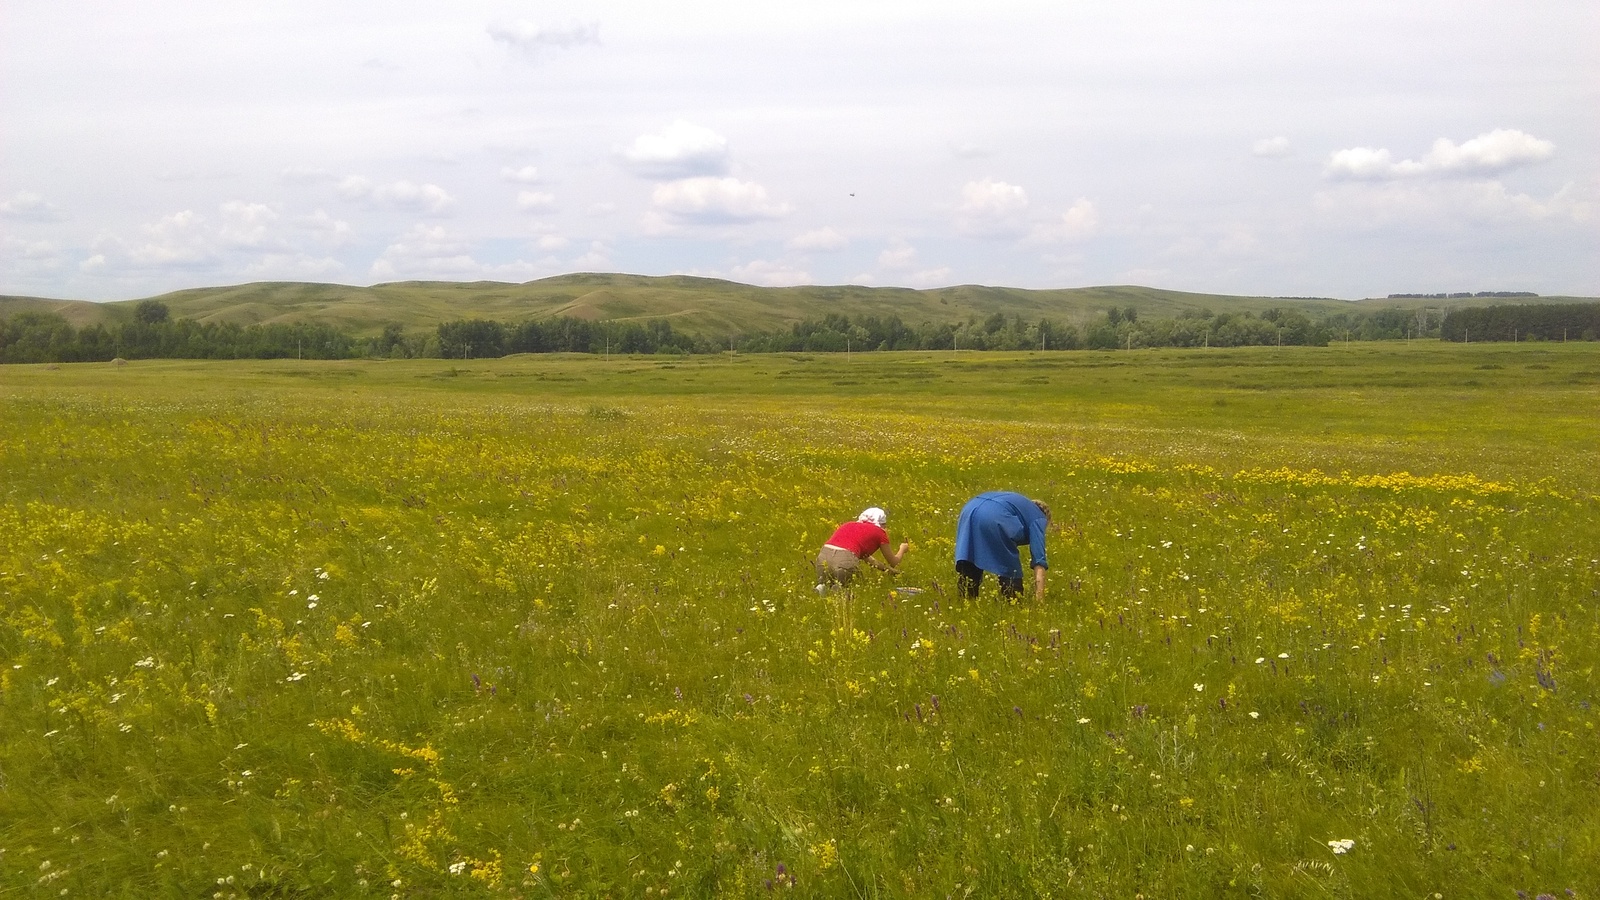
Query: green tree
133 300 171 325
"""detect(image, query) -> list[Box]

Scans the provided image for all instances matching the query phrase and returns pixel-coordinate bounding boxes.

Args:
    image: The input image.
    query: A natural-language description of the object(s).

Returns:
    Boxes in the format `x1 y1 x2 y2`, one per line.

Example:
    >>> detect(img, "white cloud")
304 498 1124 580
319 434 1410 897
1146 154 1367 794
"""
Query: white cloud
13 238 61 261
219 201 279 248
877 242 919 270
1 191 62 221
1326 129 1554 180
1424 129 1556 174
300 210 352 248
622 121 730 179
338 176 455 214
1030 198 1099 243
337 176 374 200
526 222 570 252
375 182 454 214
649 177 791 225
370 225 479 280
1253 136 1292 158
0 237 67 282
487 20 600 55
729 259 812 287
871 241 951 287
1326 147 1403 180
571 241 611 270
241 254 346 280
957 178 1029 236
788 227 847 251
73 204 360 280
517 191 557 212
905 267 954 288
501 165 541 184
128 210 211 266
1314 179 1593 226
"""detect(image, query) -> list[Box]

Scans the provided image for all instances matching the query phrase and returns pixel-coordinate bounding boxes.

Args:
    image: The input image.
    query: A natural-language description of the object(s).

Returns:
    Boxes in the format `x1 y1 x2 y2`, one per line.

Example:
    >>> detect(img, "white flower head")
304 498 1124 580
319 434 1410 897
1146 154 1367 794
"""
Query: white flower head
1328 838 1355 854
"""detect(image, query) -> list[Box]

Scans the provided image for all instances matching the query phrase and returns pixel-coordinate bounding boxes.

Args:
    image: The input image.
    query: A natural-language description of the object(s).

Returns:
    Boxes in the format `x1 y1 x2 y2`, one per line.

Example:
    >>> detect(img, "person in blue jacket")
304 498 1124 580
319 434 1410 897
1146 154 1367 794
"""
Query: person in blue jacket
953 491 1052 600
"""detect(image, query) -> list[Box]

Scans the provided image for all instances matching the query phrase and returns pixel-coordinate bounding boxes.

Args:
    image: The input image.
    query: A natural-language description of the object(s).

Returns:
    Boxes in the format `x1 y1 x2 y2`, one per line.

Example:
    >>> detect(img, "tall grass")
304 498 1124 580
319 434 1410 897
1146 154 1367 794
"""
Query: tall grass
2 345 1597 897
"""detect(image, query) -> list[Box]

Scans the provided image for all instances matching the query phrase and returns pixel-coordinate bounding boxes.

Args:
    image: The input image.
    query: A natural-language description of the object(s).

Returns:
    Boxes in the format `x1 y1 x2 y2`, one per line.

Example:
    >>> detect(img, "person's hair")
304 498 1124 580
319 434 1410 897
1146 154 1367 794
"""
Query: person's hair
1033 499 1052 524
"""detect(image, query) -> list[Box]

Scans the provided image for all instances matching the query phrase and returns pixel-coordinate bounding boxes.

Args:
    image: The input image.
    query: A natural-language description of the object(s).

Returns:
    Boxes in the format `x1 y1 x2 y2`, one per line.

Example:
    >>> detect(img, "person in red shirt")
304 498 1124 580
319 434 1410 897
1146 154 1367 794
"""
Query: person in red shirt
814 507 910 591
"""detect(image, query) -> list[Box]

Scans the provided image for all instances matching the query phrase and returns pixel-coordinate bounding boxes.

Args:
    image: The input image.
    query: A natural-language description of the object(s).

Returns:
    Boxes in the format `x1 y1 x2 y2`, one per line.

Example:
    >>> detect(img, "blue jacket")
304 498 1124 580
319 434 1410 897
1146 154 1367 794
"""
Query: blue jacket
954 491 1049 578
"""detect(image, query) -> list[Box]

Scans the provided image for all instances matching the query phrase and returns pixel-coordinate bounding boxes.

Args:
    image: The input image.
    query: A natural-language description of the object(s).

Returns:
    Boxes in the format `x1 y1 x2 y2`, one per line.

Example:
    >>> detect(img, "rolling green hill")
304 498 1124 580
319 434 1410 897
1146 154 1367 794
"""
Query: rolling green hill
3 274 1593 337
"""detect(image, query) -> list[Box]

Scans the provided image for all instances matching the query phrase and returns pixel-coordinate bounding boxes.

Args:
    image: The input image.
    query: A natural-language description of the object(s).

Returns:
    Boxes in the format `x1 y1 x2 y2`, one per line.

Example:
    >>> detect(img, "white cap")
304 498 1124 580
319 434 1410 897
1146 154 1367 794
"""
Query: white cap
858 507 887 527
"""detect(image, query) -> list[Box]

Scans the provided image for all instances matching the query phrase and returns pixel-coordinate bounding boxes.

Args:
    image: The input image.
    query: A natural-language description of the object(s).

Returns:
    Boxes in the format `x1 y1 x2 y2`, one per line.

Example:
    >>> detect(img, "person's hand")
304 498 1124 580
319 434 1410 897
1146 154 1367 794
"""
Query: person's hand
898 542 910 556
887 567 900 576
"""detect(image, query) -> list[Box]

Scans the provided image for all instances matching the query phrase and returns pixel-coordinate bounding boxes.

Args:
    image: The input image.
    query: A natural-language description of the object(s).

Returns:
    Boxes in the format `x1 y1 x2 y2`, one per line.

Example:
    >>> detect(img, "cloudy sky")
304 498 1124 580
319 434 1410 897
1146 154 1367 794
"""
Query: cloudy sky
3 0 1596 301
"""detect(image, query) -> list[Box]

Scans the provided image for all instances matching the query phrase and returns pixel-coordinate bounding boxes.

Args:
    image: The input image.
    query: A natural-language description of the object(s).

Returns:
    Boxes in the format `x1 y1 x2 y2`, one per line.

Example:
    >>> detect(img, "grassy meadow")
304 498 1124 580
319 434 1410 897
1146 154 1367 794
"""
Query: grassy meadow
2 343 1598 897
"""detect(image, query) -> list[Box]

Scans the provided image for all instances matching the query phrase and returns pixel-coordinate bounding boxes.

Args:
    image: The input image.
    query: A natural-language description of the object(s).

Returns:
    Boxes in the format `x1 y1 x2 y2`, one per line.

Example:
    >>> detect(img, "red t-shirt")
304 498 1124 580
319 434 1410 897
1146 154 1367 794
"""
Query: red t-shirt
825 521 888 558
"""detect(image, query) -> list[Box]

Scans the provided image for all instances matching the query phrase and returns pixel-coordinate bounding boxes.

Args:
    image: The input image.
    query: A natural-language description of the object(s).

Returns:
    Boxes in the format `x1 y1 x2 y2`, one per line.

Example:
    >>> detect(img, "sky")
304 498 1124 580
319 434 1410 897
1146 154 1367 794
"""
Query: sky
3 0 1597 302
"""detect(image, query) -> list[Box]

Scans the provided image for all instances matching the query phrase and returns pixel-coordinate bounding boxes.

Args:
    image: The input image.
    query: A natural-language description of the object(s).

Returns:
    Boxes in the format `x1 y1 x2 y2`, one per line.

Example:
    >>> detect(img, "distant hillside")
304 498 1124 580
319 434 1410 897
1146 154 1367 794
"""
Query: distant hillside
0 296 111 328
3 275 1594 337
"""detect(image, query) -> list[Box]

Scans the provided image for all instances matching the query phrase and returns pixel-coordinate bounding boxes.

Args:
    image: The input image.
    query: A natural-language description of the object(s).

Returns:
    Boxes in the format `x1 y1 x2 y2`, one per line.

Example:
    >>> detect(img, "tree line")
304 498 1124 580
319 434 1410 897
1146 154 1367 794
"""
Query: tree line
4 298 1595 364
1388 291 1537 299
0 302 359 364
1439 303 1600 343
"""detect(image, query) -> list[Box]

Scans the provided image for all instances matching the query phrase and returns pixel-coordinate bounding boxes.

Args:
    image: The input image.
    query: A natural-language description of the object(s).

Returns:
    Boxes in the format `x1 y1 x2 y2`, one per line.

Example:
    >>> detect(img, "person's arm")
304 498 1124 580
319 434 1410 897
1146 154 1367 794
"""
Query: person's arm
877 541 911 572
1025 521 1048 574
1032 564 1046 600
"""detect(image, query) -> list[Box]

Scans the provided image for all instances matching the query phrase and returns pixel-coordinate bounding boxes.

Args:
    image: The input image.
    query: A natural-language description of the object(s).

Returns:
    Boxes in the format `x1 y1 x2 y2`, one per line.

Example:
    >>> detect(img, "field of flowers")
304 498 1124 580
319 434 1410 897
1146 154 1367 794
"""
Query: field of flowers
2 345 1598 897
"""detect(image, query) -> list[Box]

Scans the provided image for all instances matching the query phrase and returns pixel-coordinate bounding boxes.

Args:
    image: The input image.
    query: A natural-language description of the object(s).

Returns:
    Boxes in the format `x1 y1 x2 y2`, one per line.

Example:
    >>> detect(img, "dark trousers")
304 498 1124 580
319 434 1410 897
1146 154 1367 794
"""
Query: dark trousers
955 559 1023 599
